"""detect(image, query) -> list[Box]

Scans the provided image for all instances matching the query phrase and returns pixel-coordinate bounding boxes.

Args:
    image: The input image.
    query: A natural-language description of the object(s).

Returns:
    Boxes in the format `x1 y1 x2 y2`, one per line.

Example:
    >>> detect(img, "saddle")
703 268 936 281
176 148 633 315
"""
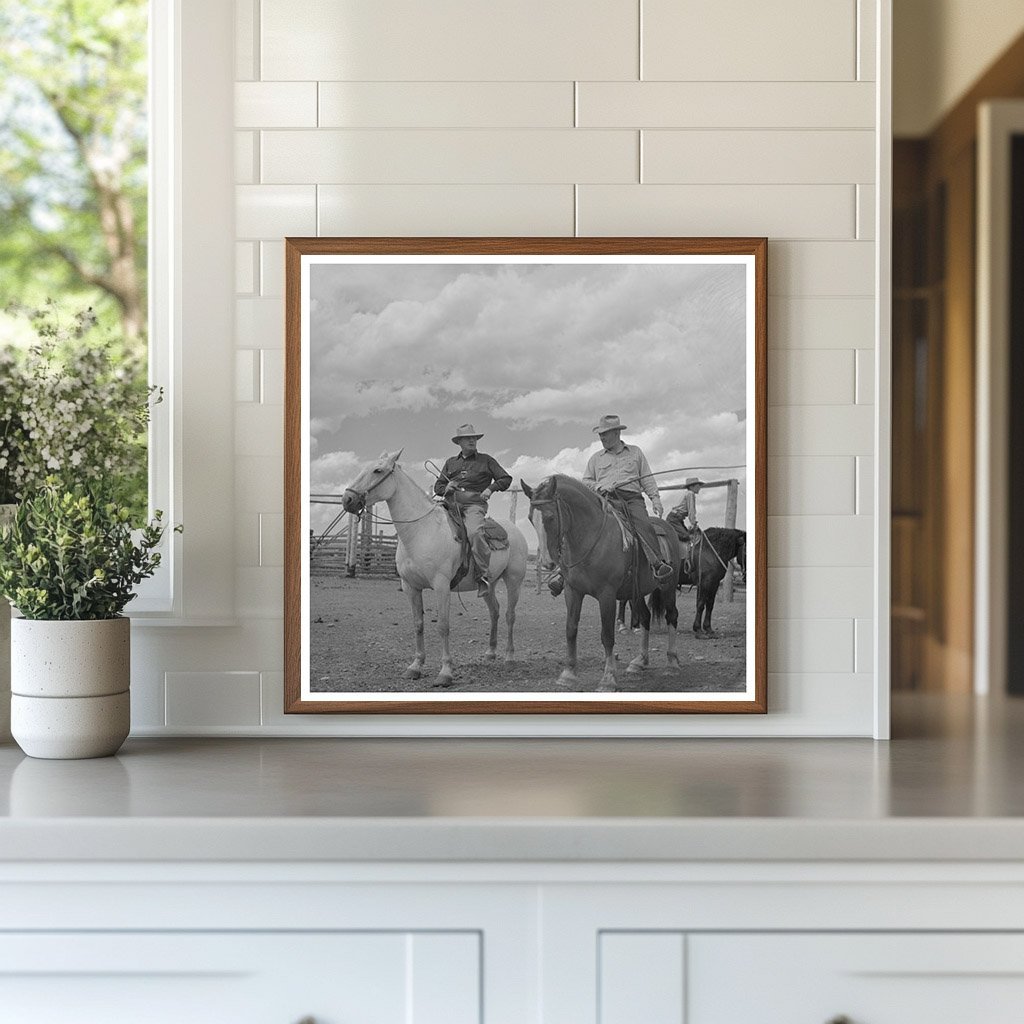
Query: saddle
443 503 509 590
603 492 674 569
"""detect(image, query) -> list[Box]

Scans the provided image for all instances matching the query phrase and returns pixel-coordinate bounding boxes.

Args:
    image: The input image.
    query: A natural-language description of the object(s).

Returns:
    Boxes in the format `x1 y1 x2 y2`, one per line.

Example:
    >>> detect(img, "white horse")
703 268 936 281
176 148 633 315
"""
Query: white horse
341 450 529 687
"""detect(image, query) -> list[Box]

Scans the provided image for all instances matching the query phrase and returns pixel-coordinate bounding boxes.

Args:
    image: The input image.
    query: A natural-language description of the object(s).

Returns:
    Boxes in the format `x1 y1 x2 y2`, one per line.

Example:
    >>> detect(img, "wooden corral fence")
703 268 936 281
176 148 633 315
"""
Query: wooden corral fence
310 489 527 581
310 480 742 597
310 512 399 579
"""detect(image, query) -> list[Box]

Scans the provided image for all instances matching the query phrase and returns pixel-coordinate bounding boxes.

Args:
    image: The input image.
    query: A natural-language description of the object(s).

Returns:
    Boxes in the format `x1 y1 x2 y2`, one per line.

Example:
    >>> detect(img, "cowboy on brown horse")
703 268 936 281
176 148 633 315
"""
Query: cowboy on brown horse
667 475 702 576
548 414 673 597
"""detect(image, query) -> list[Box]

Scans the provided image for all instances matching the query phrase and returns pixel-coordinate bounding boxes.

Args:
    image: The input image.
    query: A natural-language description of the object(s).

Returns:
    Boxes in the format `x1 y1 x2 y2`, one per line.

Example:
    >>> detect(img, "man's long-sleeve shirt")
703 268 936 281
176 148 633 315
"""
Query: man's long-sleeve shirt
582 442 659 503
434 451 512 506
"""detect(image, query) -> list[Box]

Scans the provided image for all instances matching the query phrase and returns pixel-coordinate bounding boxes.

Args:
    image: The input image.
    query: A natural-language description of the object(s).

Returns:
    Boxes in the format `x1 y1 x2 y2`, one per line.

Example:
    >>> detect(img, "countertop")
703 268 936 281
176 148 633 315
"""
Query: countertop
1 693 1023 862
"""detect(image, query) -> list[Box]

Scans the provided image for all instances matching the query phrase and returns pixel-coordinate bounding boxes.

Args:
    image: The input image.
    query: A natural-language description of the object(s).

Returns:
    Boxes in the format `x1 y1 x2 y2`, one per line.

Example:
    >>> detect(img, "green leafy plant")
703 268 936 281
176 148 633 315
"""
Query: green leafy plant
0 477 176 620
0 301 155 515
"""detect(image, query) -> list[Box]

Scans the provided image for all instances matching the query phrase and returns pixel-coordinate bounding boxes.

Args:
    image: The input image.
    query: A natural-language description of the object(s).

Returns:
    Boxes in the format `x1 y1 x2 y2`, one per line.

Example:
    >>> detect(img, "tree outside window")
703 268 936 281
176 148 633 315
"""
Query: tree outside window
0 0 149 518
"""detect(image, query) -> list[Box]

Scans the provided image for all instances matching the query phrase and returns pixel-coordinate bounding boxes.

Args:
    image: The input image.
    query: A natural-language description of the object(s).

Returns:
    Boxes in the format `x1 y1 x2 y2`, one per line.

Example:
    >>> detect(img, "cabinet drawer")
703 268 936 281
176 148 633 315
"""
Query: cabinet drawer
689 933 1024 1024
0 932 480 1024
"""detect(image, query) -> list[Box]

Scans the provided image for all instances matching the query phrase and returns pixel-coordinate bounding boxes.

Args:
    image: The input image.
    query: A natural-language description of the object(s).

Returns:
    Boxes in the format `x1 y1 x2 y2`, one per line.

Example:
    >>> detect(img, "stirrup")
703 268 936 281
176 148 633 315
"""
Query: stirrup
653 561 674 581
547 572 564 597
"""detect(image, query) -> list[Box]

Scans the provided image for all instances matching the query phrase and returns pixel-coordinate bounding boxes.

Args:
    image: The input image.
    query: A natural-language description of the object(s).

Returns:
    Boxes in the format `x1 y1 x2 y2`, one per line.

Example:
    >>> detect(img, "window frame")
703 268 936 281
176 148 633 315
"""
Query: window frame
128 0 236 624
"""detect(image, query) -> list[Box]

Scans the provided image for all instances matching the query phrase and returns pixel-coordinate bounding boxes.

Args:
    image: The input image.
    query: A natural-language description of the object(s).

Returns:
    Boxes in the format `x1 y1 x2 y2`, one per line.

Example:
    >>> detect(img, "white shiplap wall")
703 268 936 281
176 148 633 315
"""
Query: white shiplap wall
133 0 887 737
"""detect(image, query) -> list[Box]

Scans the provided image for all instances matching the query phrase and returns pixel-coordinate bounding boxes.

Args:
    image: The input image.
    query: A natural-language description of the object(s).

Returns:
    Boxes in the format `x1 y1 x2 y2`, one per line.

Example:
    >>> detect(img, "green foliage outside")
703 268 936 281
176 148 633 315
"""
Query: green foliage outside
0 0 148 340
0 0 150 518
0 302 156 516
0 477 171 620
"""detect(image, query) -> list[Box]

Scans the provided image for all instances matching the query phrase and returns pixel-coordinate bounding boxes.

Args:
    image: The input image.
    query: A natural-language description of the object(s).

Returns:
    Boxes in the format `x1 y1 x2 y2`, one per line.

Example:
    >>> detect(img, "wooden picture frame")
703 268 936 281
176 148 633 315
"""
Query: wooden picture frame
285 237 767 715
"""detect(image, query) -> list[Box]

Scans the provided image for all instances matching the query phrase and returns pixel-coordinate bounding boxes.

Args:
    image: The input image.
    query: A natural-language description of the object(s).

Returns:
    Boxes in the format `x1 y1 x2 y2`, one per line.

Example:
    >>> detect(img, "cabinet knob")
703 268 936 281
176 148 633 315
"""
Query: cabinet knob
826 1017 854 1024
294 1018 316 1024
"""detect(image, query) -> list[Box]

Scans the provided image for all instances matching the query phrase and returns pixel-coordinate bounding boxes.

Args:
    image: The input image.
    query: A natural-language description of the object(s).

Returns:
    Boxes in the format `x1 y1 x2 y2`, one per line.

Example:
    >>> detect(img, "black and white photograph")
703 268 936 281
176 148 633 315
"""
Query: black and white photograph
285 238 766 714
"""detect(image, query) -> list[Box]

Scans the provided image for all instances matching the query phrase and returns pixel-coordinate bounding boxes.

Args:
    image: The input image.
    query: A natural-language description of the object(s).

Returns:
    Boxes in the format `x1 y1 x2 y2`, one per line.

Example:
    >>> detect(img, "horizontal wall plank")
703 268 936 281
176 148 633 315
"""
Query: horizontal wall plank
859 0 877 81
642 0 857 81
235 567 284 618
856 455 875 514
261 130 638 184
856 349 875 403
235 350 259 403
768 241 875 296
319 82 574 128
235 456 284 511
261 0 639 81
236 511 261 567
236 185 316 237
260 241 285 298
770 567 874 619
643 130 874 185
319 184 575 235
236 82 318 128
856 183 876 239
763 672 874 727
767 458 856 515
768 619 856 673
259 513 285 567
261 350 285 404
235 298 285 351
855 618 873 673
577 184 854 238
770 297 875 349
235 403 284 457
235 131 256 184
768 515 874 566
768 350 856 406
235 0 257 81
770 405 874 456
578 82 874 129
235 241 255 294
165 672 262 728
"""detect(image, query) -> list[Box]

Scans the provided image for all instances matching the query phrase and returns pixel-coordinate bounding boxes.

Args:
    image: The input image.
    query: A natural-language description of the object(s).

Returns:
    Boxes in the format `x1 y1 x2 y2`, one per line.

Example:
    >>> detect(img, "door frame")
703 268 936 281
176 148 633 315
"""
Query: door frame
975 100 1024 696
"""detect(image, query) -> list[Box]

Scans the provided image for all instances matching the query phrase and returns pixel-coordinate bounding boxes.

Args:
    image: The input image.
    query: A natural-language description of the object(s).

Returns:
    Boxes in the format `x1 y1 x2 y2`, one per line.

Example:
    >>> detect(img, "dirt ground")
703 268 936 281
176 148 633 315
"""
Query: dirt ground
310 574 747 694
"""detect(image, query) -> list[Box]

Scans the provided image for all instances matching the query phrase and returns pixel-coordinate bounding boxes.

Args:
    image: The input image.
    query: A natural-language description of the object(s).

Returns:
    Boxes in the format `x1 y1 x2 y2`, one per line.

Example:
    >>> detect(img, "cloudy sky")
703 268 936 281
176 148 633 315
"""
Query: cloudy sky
308 259 749 545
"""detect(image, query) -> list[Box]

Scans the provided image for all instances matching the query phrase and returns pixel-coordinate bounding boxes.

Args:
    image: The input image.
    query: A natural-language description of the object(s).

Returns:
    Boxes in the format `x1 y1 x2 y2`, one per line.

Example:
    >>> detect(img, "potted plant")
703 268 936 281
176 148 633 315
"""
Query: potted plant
0 302 156 745
0 343 28 742
0 479 171 759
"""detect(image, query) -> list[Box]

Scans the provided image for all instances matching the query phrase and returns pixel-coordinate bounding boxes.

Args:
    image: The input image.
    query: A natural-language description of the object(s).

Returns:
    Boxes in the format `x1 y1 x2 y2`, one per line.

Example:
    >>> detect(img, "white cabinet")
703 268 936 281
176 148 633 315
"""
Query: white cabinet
689 934 1024 1024
595 932 1024 1024
0 932 480 1024
4 862 1024 1023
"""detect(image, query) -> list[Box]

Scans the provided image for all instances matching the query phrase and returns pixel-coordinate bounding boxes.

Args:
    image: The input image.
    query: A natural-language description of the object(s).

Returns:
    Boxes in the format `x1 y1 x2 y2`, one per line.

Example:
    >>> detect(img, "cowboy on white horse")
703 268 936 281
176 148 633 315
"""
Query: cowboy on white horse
548 414 674 596
434 423 512 596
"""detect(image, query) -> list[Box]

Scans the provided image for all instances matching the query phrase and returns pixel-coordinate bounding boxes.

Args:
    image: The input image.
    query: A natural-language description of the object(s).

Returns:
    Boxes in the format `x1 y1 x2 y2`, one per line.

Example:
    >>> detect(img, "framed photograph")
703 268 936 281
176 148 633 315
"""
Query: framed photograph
284 238 766 714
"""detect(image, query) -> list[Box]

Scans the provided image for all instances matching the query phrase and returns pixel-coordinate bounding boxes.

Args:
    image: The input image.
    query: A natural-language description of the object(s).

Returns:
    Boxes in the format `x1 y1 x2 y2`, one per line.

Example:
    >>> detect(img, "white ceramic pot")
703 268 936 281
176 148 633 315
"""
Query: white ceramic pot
0 502 15 744
10 617 130 759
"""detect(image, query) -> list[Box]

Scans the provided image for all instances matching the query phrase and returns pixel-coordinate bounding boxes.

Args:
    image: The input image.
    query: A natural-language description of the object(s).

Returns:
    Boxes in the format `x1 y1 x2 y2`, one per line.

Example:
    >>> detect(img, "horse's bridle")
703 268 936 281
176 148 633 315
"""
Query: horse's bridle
529 493 608 571
343 463 397 516
344 463 445 526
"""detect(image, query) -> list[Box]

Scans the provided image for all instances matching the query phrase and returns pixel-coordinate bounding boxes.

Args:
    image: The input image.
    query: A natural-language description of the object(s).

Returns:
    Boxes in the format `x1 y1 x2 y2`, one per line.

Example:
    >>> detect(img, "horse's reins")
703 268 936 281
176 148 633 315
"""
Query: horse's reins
695 526 730 572
346 463 438 526
530 494 609 571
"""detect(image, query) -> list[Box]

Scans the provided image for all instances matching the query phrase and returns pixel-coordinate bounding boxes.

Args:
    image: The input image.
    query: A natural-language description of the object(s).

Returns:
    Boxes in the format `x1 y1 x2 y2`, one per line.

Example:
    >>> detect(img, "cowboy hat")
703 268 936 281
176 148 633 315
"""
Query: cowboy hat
592 414 627 434
685 476 703 489
451 423 484 443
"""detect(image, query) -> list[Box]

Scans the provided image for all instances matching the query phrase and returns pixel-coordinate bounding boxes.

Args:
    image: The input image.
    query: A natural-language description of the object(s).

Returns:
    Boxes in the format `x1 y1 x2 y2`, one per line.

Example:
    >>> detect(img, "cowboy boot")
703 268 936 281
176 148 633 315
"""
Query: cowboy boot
653 560 674 581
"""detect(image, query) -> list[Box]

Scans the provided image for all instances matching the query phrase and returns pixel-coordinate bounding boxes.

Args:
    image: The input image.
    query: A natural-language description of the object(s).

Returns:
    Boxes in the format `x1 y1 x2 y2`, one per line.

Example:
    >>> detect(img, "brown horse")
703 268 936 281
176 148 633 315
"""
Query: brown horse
523 475 681 691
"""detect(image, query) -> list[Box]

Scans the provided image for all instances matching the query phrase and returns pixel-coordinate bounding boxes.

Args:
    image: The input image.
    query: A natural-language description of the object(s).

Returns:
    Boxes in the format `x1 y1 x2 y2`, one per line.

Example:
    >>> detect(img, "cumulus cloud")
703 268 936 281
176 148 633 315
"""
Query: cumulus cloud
309 261 746 438
306 259 752 538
